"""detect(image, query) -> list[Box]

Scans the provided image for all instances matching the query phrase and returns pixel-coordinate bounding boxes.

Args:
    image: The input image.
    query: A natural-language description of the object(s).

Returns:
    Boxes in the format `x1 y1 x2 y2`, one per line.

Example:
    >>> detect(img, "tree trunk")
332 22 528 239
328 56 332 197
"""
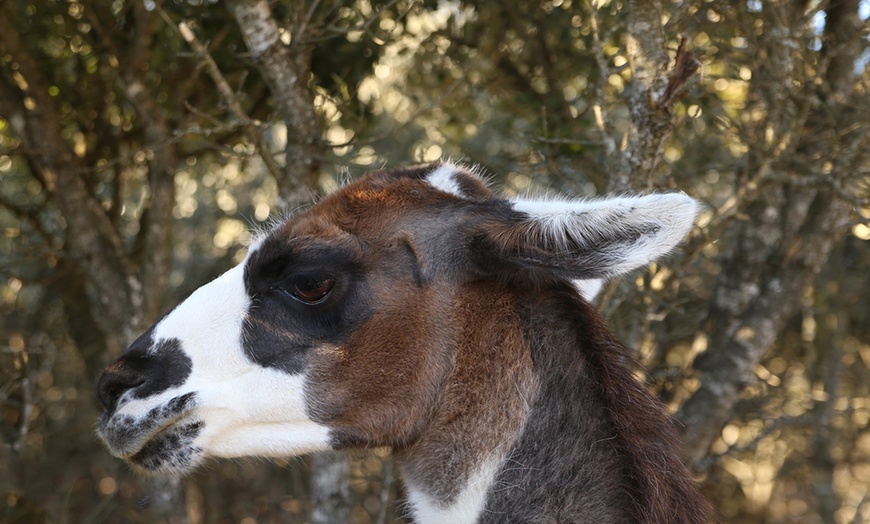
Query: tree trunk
677 0 863 464
599 0 699 193
225 0 323 210
678 191 853 463
621 0 671 191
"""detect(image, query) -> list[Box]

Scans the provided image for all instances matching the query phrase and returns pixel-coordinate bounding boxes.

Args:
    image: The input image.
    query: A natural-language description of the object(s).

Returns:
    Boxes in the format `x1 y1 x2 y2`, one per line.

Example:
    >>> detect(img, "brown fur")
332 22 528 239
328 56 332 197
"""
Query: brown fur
292 165 710 521
396 282 539 502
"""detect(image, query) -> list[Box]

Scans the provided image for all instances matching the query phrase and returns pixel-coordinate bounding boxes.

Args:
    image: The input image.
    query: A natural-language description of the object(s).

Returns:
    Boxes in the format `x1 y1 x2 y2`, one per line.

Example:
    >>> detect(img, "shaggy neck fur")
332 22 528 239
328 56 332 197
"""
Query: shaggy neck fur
398 281 709 524
396 281 538 522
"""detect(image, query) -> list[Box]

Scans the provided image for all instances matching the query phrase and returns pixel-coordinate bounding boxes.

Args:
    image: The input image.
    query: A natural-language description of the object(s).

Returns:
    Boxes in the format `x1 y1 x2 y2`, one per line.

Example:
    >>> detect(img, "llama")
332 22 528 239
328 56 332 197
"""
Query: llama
97 162 711 523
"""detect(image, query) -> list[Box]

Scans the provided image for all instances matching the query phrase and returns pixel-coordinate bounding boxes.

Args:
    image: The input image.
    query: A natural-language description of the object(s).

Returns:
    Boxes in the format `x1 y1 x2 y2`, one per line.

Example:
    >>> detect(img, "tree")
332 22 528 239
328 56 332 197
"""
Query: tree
1 1 868 522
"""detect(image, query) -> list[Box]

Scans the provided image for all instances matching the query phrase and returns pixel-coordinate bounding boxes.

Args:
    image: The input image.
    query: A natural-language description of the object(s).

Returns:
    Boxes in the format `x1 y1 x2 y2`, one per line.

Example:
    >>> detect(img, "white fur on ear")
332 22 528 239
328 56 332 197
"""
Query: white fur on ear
573 279 604 302
426 164 464 197
511 193 699 277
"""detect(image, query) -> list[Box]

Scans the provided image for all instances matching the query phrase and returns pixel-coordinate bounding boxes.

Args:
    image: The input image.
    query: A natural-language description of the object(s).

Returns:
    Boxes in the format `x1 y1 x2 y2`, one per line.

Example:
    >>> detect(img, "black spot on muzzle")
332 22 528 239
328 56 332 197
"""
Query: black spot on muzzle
97 326 193 413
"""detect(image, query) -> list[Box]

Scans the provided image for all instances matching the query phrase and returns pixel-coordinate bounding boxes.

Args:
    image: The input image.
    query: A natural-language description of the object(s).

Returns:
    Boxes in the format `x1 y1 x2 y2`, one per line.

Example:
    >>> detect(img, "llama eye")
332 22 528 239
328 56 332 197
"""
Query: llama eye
288 275 335 304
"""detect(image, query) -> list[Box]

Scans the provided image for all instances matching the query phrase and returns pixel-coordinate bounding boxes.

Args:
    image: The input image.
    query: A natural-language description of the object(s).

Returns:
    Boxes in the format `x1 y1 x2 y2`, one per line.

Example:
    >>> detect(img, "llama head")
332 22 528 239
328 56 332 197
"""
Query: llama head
96 162 698 475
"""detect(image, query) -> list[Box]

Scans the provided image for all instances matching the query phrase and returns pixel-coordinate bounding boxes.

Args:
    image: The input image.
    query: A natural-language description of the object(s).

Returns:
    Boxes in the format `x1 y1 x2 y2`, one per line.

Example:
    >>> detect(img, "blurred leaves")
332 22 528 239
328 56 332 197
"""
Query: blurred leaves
1 1 869 523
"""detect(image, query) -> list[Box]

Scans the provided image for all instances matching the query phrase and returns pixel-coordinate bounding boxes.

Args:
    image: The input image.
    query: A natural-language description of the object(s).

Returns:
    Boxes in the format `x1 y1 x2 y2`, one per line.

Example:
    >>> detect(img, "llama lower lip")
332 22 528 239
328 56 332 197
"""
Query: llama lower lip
98 392 199 460
127 418 205 472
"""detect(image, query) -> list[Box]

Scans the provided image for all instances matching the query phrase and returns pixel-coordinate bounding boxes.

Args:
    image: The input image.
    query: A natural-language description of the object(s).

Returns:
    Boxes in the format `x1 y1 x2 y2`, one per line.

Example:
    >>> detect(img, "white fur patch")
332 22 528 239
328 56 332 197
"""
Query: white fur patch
426 164 463 197
407 455 503 524
196 372 331 459
573 279 604 302
152 263 251 373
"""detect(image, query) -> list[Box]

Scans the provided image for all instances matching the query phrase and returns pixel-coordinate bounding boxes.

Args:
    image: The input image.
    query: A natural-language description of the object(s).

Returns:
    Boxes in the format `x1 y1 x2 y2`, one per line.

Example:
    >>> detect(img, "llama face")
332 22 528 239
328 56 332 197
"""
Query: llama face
96 260 335 473
97 163 698 475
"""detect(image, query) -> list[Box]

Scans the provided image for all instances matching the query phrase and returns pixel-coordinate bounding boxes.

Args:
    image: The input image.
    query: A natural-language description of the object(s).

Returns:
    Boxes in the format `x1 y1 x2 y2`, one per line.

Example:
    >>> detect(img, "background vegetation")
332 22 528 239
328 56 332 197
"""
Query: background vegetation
1 0 868 522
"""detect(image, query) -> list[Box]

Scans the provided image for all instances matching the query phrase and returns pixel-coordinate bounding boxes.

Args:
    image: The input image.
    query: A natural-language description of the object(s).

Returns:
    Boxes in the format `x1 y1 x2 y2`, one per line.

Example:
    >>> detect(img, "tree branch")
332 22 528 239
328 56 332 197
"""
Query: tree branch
619 0 671 191
223 3 346 522
119 1 178 326
225 0 325 209
608 2 700 192
680 192 852 465
587 0 624 186
156 6 284 183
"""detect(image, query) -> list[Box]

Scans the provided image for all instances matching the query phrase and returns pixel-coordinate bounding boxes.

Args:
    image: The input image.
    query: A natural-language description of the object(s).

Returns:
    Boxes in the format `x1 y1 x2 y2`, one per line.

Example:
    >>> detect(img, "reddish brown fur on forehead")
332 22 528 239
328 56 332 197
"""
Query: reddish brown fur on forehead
290 166 504 450
278 164 490 242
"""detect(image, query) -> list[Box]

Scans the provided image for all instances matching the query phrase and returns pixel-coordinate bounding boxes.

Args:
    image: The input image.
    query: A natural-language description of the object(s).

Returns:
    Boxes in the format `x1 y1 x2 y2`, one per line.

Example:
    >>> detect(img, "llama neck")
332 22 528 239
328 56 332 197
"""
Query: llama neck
475 287 635 523
395 283 539 524
399 283 709 524
396 283 631 523
479 286 710 524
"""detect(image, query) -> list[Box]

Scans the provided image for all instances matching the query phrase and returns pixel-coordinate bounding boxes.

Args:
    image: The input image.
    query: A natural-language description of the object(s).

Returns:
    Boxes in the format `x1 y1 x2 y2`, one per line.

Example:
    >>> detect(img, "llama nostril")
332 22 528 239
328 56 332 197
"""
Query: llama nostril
96 335 192 413
97 363 145 412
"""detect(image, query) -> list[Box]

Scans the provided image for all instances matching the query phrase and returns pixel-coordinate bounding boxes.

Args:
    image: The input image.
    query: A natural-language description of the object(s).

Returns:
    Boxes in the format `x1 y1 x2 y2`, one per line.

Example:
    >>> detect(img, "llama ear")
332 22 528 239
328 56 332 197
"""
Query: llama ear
475 194 699 280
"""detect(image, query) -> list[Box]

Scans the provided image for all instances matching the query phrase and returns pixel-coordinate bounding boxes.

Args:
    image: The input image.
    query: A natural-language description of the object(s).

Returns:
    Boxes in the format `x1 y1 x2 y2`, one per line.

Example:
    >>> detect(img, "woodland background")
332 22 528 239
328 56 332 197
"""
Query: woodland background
1 0 869 523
